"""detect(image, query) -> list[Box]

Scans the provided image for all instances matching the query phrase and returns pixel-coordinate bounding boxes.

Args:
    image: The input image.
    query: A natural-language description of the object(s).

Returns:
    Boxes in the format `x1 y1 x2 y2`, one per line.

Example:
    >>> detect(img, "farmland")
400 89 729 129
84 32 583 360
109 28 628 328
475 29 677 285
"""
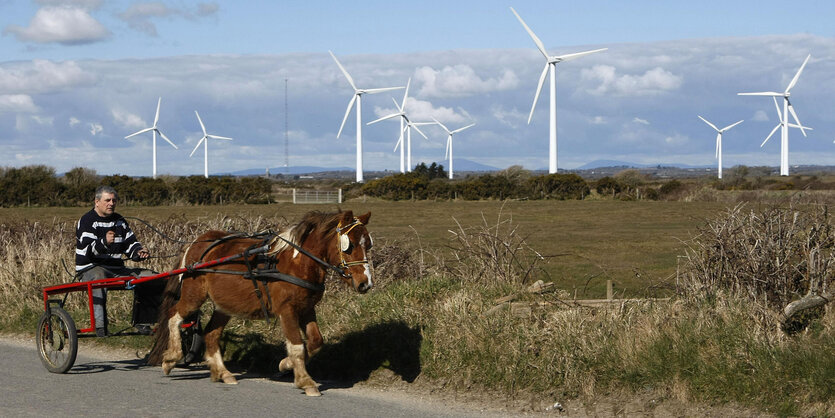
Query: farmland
1 200 728 298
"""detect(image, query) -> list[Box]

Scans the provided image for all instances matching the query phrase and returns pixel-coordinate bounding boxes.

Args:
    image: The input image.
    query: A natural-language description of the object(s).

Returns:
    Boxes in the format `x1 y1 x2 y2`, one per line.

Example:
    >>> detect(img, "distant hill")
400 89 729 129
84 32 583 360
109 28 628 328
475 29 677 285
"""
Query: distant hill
431 158 498 172
226 166 353 176
576 160 712 170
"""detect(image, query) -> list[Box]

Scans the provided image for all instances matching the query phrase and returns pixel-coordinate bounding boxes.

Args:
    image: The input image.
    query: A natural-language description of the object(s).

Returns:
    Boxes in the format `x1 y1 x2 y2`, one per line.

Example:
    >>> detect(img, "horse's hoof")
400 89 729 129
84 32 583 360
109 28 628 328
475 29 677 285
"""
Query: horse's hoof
221 373 238 384
162 361 175 375
304 387 321 397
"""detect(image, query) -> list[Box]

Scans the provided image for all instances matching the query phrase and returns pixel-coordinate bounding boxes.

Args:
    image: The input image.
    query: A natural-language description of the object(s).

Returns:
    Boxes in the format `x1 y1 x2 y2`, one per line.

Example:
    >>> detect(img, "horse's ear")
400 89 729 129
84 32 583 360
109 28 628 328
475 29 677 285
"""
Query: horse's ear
340 210 354 223
357 211 371 225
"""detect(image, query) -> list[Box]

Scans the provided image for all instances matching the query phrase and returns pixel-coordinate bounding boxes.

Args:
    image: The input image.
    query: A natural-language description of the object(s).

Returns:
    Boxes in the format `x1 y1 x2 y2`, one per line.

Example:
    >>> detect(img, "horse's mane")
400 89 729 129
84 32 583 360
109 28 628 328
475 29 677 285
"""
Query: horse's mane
291 210 343 247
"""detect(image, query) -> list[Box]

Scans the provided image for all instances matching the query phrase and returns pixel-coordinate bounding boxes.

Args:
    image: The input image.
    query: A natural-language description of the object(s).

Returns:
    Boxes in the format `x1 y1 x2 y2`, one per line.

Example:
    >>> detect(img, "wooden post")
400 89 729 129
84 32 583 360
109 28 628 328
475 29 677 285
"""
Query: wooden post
606 280 613 300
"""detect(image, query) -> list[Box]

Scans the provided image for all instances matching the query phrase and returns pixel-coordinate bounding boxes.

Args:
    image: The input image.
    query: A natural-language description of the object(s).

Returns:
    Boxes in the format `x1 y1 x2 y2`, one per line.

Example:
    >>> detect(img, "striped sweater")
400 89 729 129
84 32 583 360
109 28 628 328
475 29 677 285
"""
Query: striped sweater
75 209 144 272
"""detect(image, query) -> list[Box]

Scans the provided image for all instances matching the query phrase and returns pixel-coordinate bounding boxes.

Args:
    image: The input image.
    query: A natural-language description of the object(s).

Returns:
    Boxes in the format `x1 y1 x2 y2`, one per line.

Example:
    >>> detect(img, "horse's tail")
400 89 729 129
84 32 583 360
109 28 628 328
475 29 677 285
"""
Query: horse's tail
146 249 190 366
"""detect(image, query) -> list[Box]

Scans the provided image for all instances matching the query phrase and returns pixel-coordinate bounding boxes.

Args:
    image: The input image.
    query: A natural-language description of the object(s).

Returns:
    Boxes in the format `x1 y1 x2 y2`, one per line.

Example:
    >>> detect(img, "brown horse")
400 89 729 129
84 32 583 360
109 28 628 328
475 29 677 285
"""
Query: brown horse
148 210 373 396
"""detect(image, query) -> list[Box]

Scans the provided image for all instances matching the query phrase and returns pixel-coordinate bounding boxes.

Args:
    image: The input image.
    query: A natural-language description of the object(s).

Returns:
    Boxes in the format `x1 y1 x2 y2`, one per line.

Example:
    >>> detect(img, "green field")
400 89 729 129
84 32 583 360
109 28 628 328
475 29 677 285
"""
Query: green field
1 200 727 298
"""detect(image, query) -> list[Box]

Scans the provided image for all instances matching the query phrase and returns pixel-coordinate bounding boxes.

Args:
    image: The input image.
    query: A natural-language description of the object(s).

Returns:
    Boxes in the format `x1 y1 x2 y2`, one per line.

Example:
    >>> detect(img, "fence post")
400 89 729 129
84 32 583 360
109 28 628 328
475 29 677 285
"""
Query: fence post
292 189 296 204
338 188 342 204
606 280 613 300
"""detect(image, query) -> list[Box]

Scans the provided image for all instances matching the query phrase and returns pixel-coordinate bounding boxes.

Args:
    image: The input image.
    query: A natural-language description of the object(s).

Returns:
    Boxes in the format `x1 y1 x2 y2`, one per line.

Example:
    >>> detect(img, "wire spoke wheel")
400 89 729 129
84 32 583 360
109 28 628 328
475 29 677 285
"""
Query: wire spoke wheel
36 307 78 373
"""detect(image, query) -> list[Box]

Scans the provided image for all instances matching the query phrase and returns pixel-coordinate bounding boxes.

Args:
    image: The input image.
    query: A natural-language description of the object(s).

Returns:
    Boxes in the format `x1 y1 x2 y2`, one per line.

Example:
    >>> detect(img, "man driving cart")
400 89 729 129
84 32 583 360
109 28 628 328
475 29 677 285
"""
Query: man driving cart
75 185 164 337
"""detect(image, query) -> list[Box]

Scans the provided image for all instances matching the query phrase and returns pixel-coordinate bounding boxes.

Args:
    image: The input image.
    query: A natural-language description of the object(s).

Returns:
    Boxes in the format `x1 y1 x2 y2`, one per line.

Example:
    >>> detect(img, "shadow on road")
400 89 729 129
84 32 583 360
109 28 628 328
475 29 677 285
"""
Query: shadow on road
222 320 422 392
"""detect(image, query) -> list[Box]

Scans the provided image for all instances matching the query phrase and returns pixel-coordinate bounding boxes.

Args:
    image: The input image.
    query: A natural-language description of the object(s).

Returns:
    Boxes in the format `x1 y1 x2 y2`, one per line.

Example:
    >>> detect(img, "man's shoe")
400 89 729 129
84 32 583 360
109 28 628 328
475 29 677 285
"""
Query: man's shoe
135 324 153 335
95 328 108 337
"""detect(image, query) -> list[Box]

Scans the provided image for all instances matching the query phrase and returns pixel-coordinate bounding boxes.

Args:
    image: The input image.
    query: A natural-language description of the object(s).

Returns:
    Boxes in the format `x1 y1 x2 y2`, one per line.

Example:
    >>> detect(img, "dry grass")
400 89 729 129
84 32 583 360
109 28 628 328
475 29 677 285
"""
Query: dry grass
1 202 832 415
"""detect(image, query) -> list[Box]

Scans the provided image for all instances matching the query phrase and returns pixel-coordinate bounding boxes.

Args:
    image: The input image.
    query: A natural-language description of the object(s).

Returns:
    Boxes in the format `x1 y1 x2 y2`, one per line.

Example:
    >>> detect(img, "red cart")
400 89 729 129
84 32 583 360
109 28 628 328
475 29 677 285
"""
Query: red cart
36 253 244 373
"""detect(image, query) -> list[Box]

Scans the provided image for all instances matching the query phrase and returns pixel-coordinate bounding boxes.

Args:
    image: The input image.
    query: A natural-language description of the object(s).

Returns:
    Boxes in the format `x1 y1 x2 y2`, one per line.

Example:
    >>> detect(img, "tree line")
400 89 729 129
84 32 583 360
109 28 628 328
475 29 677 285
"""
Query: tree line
0 165 272 207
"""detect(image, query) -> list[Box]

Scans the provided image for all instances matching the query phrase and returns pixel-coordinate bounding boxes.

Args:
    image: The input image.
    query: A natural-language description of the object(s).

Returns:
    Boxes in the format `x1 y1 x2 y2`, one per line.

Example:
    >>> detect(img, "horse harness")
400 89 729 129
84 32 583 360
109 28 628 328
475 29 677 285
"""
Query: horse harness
184 219 369 320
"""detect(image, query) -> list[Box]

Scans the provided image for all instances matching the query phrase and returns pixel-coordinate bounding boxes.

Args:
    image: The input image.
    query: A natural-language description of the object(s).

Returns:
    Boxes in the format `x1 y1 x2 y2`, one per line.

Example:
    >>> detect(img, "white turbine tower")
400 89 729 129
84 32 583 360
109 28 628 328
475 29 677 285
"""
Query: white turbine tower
698 116 743 179
330 51 403 182
510 7 606 174
124 97 178 179
189 110 232 178
738 54 812 176
433 117 475 179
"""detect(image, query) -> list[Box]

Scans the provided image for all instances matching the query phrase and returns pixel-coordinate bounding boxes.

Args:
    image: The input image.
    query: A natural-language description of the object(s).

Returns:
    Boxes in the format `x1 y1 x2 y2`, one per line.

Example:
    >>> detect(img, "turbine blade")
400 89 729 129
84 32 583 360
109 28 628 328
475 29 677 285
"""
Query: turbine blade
510 7 549 58
528 63 549 124
195 110 207 135
445 136 451 160
401 78 411 108
697 115 719 132
737 92 783 96
207 135 233 140
391 96 404 112
367 112 399 125
124 127 153 139
411 123 428 139
761 124 781 147
786 101 806 136
189 137 205 157
337 94 357 138
153 97 161 126
721 120 744 131
432 116 450 133
556 48 608 62
158 130 178 149
785 54 811 93
393 132 403 152
364 86 404 94
773 96 783 120
715 133 721 159
452 123 476 134
788 124 813 131
329 51 357 90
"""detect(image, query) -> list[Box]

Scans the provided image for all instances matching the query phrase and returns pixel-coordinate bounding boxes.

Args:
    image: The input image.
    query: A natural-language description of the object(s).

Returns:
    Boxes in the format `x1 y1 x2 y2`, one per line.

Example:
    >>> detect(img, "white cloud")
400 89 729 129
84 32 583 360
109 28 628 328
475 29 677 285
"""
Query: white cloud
591 116 607 125
89 122 102 136
31 115 53 125
414 65 518 98
0 94 38 113
0 60 96 94
119 2 220 36
491 105 526 129
3 6 109 45
69 117 80 127
372 98 468 125
752 110 769 122
633 117 650 125
582 65 682 96
111 109 146 130
664 133 688 145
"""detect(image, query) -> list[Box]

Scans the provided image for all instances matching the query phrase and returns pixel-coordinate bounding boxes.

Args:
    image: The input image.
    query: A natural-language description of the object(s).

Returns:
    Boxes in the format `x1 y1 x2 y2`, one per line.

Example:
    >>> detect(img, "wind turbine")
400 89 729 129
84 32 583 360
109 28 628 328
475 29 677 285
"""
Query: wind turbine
189 110 232 178
433 117 475 179
738 54 812 176
330 51 404 182
124 97 178 179
510 7 606 174
698 116 743 179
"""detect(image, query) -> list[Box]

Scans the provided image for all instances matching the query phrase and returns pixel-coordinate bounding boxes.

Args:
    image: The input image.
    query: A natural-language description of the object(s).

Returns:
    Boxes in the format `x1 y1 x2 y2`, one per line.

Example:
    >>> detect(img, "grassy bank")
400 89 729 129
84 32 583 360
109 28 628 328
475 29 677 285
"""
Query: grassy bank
2 200 832 415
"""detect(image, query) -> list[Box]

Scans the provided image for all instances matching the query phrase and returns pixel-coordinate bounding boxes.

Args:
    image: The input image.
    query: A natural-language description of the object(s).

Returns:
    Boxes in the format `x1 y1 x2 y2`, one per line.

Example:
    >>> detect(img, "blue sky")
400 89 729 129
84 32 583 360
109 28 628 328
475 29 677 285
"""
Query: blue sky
1 0 834 177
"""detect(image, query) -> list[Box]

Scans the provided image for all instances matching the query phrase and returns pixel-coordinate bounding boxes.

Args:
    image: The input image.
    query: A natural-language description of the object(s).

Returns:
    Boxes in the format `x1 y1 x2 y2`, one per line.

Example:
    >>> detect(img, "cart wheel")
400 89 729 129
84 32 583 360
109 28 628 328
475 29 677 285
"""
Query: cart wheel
36 307 78 374
179 321 204 366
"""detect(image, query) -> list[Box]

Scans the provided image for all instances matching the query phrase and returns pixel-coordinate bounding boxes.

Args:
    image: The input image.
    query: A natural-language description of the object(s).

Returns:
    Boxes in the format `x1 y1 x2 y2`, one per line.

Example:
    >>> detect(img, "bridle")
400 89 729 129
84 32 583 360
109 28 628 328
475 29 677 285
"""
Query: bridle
336 218 370 271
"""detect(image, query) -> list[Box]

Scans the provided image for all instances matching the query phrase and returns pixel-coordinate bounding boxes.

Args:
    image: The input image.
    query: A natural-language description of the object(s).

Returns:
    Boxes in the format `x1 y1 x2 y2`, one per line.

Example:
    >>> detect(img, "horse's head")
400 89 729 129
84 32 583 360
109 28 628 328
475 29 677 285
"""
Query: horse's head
334 211 373 293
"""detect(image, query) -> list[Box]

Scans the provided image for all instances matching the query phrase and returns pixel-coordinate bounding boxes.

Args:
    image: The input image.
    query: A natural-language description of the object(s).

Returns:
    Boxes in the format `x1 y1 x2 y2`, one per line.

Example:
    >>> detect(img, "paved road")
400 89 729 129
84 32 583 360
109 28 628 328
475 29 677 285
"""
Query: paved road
1 336 508 417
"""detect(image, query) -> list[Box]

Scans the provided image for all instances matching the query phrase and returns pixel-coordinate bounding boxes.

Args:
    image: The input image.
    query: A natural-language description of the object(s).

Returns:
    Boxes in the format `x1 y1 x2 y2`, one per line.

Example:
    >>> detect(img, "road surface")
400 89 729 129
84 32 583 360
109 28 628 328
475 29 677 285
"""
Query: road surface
1 336 511 417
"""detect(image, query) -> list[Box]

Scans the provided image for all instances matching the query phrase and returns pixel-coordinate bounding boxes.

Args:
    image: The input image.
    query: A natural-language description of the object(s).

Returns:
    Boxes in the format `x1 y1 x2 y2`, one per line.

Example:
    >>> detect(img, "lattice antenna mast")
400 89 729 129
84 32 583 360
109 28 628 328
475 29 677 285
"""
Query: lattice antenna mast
284 78 289 174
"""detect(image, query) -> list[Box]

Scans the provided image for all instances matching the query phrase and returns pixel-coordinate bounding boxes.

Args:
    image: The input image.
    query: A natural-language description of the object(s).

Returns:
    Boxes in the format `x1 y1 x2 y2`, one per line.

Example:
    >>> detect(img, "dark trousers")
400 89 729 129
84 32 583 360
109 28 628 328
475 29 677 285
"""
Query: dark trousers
80 266 165 330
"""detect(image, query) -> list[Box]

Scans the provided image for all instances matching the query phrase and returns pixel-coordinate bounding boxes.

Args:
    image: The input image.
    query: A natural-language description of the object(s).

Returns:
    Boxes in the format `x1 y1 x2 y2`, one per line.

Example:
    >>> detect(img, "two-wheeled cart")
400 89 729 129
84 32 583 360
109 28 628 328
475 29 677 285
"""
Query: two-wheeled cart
36 254 245 373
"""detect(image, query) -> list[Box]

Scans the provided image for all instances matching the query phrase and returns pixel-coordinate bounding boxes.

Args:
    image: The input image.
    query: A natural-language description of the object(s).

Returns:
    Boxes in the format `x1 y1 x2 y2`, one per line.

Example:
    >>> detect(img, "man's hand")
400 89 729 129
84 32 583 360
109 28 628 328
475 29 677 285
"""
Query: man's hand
136 248 151 261
105 230 115 245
